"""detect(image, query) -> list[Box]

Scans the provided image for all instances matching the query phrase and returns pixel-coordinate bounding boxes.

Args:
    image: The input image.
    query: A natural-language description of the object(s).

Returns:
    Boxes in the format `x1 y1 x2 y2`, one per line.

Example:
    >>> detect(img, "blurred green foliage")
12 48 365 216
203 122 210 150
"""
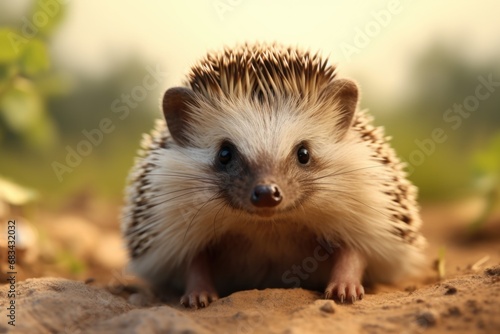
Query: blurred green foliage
0 0 65 150
472 132 500 180
370 44 500 202
0 1 158 205
469 132 500 231
0 60 159 204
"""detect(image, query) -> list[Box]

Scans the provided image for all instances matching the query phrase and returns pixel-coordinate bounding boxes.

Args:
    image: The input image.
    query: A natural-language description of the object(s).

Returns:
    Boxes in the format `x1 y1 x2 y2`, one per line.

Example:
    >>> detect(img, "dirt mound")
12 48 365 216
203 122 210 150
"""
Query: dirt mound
1 266 499 334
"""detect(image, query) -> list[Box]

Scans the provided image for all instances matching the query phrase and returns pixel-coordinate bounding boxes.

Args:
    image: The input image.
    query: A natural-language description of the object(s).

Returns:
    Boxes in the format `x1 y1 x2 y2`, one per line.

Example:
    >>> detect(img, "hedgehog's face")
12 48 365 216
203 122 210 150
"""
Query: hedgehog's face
161 79 358 218
208 136 314 217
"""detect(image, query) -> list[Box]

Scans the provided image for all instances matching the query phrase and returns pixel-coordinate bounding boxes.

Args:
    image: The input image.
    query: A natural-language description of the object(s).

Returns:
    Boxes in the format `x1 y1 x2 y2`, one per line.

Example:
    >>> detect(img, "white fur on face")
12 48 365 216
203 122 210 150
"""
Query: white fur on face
187 94 349 159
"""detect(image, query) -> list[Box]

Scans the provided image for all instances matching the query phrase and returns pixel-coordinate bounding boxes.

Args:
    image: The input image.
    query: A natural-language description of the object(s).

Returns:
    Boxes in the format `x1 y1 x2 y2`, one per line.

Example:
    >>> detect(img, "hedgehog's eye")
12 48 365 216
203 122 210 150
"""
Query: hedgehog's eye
297 146 310 164
218 146 232 165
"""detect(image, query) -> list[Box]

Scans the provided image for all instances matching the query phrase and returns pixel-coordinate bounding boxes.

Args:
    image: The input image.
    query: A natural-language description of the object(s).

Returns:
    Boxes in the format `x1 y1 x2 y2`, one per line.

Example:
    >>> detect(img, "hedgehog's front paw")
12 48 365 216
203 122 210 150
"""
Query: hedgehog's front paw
180 287 219 308
324 280 364 303
324 246 366 303
181 250 218 308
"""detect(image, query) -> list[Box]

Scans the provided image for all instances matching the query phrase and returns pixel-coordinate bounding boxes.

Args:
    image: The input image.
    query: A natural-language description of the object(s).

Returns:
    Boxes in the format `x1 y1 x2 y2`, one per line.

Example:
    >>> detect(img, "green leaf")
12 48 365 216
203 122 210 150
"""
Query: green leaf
20 39 50 76
24 109 57 150
34 72 74 96
0 78 43 132
0 64 18 92
0 28 25 63
31 0 67 37
0 78 57 150
472 132 500 176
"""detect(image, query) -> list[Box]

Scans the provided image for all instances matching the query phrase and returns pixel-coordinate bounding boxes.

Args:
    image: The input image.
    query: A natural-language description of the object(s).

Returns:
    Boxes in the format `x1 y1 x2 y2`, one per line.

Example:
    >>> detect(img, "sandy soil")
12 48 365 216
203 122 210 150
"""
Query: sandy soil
0 201 499 333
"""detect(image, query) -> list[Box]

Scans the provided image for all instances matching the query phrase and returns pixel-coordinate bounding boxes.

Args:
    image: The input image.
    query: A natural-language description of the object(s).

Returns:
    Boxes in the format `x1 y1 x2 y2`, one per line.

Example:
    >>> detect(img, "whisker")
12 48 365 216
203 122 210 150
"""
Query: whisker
303 176 391 187
308 165 385 182
152 186 217 198
212 199 229 241
311 188 387 217
147 173 218 183
183 193 224 242
153 188 218 207
120 188 214 221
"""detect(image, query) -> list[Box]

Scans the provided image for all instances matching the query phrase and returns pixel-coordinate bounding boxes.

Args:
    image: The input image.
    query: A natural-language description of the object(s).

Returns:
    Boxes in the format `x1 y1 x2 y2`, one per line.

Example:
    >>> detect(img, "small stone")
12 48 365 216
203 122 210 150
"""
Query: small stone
320 301 335 314
444 285 457 295
466 299 481 314
232 311 246 320
447 306 461 317
485 266 500 276
84 277 95 284
405 285 416 292
416 311 438 328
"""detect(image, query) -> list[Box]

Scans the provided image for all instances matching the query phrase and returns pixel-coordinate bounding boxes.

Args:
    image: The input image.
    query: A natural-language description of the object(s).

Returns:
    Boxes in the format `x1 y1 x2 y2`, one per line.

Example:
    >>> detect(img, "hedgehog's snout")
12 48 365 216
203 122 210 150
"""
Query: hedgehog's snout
250 184 282 208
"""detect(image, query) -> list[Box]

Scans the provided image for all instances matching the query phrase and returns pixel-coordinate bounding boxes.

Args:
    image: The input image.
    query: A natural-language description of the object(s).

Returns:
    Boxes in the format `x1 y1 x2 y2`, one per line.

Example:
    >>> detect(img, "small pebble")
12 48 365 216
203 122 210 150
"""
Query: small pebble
466 299 481 314
485 266 500 276
84 278 95 284
232 311 246 320
448 306 461 317
404 285 416 292
444 285 457 295
416 311 438 328
320 301 335 314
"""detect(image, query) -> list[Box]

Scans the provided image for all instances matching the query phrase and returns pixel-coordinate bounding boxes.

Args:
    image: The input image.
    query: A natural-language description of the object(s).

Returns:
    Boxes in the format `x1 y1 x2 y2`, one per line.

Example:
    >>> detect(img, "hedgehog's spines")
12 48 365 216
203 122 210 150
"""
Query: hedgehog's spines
186 43 337 104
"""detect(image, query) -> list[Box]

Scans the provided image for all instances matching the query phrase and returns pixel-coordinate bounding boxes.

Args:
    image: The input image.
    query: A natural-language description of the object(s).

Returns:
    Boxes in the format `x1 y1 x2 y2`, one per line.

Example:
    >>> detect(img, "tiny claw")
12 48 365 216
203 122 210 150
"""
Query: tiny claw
324 283 336 300
351 295 356 303
339 294 345 304
199 293 209 308
189 295 199 309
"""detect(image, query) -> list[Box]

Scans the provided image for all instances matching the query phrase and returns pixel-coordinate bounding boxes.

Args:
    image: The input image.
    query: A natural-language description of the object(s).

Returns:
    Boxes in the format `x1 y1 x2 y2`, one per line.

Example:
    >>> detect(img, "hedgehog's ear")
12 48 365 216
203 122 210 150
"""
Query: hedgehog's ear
162 87 197 146
322 79 359 137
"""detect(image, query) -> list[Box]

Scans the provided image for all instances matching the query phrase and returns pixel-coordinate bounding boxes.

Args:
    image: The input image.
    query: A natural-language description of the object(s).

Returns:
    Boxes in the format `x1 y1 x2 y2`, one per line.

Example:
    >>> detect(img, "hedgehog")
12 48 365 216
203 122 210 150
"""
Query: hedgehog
121 43 426 308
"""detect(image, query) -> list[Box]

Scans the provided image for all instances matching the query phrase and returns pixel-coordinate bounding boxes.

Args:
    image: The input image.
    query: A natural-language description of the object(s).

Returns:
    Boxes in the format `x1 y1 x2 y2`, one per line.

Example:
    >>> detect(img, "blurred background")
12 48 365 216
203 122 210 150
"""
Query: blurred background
0 0 499 281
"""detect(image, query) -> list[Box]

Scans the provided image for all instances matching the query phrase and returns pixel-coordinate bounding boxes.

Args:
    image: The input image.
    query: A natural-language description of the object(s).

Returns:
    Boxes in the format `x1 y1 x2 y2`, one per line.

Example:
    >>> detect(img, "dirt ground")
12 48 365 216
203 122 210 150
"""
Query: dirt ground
0 199 499 333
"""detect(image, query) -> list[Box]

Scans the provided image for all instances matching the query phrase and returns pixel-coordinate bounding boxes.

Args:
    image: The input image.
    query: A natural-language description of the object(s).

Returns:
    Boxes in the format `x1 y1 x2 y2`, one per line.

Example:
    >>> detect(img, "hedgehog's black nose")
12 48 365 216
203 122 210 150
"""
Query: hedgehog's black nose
251 184 282 207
